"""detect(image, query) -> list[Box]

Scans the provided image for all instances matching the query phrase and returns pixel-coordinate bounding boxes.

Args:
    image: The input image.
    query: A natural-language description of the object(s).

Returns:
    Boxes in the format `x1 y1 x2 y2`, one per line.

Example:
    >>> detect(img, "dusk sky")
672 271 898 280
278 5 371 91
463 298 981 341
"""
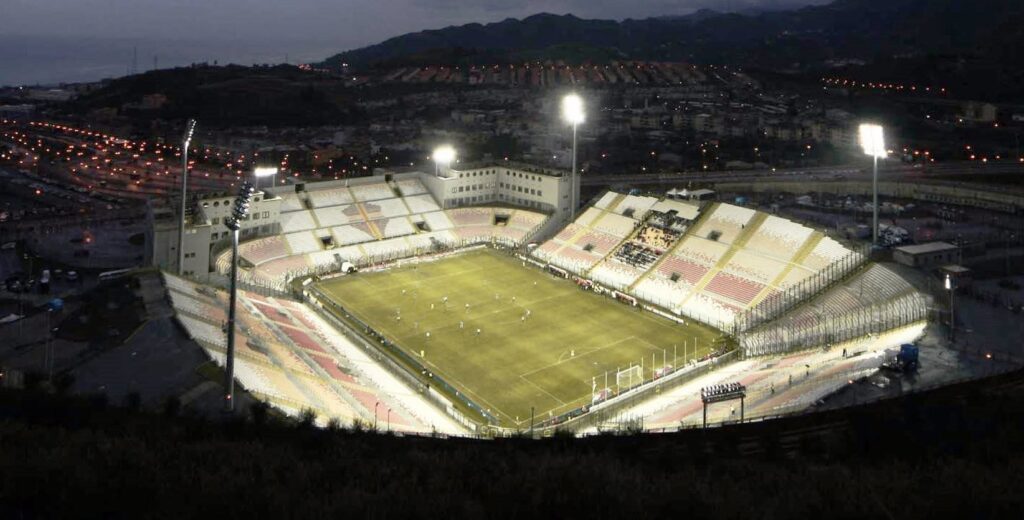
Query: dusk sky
1 0 827 85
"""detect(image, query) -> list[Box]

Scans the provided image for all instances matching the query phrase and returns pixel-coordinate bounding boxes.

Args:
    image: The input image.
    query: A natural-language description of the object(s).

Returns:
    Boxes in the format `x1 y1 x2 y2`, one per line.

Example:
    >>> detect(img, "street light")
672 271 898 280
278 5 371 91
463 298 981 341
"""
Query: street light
859 123 886 247
177 119 197 275
253 166 278 191
223 181 256 412
432 145 455 177
562 93 585 220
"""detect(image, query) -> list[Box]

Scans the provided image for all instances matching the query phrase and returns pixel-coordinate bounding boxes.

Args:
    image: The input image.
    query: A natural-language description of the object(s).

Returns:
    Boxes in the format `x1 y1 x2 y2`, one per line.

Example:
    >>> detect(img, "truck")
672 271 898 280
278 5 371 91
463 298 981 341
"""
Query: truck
881 344 919 373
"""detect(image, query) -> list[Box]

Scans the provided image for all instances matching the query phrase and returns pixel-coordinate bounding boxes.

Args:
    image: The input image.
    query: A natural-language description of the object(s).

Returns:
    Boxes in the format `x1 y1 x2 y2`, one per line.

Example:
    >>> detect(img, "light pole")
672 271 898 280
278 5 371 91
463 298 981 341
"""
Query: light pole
859 123 886 247
253 166 278 192
177 119 197 275
374 401 380 430
562 94 585 220
223 181 256 412
945 273 955 343
387 407 392 432
432 145 455 177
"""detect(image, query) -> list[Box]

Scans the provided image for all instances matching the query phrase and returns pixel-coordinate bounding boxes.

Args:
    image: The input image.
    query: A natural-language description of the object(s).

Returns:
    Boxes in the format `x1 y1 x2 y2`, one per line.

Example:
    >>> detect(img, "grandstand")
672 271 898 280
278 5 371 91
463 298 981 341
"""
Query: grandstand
213 176 550 290
163 272 436 432
160 173 928 437
531 194 873 332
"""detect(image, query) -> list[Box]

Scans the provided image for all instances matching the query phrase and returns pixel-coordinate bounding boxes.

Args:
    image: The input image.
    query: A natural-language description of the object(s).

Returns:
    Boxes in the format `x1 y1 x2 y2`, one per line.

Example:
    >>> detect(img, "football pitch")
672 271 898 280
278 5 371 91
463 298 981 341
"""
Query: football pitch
314 248 722 427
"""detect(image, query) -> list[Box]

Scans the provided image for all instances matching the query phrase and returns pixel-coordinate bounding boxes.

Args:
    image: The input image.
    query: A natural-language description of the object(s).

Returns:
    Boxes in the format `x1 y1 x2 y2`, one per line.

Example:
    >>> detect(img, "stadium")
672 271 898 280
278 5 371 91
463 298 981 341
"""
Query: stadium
152 162 929 436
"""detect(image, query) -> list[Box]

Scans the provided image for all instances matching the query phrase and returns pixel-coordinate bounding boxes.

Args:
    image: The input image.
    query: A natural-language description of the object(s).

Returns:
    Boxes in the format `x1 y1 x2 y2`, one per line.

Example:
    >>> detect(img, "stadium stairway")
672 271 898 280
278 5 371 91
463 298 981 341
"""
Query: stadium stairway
749 232 824 307
678 210 767 308
625 202 715 293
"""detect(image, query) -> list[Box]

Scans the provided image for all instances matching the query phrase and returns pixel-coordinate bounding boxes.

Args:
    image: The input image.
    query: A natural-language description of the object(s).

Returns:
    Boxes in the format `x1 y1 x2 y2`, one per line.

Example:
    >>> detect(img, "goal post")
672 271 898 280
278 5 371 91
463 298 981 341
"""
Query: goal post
616 365 643 392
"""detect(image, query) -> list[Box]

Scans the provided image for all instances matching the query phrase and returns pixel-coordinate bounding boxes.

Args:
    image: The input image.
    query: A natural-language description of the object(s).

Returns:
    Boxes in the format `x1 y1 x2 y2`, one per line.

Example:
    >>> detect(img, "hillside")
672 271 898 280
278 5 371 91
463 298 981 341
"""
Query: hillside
63 65 362 128
318 0 1024 100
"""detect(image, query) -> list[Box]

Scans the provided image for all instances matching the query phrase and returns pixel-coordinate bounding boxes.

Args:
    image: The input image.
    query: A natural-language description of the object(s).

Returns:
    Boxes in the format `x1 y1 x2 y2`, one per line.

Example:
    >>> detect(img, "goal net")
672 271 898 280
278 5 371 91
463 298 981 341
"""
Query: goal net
616 365 643 391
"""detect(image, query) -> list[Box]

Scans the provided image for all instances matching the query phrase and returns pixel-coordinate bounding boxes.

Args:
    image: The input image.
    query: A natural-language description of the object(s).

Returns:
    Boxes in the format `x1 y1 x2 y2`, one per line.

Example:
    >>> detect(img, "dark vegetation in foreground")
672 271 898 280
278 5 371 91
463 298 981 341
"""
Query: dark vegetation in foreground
1 368 1023 518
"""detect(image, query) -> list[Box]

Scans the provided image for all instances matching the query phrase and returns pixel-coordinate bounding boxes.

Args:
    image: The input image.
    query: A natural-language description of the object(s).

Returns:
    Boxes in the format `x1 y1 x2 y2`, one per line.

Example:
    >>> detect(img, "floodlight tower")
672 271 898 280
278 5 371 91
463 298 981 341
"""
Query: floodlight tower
433 145 455 177
945 273 956 343
859 124 886 246
562 94 585 220
177 119 197 275
254 166 278 191
223 181 256 412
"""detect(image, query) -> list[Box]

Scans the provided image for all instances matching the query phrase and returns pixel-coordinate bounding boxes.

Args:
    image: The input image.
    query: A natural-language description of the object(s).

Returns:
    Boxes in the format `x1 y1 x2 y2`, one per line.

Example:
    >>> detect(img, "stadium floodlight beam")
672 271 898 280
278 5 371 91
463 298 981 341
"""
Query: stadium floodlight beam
562 93 585 220
859 123 886 247
177 118 197 275
433 145 456 177
223 181 257 413
253 166 278 191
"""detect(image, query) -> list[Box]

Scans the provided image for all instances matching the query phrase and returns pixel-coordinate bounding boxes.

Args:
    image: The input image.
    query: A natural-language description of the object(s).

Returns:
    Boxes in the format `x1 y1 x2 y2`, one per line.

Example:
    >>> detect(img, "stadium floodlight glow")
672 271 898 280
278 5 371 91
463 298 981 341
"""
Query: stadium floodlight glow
433 145 456 176
858 124 886 158
859 123 885 246
561 93 585 220
561 93 585 125
253 166 278 190
177 118 197 275
224 181 256 413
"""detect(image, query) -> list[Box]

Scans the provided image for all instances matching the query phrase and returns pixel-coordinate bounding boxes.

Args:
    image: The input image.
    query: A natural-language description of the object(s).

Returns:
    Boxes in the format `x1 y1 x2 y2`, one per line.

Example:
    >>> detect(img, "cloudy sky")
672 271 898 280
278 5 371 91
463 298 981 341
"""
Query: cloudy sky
0 0 827 85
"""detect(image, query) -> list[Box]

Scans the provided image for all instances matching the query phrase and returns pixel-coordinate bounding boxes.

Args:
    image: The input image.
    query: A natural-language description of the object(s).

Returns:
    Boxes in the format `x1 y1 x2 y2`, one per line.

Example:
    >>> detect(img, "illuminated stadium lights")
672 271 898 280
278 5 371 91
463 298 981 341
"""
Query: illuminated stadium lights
432 145 455 176
562 93 585 220
177 118 197 275
253 166 278 190
859 123 885 247
224 181 257 413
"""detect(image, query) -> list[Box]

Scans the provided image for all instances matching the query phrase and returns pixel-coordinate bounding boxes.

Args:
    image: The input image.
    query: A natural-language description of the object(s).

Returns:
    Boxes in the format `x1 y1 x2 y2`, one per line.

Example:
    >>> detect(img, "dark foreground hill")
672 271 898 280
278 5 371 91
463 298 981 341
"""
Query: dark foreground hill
1 367 1023 518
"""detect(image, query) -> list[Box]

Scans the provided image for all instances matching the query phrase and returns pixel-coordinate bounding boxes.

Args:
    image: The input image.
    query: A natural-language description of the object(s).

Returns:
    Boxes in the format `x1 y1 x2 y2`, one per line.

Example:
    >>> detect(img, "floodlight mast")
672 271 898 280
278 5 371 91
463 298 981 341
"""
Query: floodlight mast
177 119 197 275
859 124 886 246
562 94 584 220
223 181 256 412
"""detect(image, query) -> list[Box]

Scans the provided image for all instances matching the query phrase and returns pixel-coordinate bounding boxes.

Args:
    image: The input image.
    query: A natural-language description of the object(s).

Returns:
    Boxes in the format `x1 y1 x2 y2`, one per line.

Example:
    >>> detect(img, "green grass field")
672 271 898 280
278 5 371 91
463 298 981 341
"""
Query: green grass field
315 248 722 428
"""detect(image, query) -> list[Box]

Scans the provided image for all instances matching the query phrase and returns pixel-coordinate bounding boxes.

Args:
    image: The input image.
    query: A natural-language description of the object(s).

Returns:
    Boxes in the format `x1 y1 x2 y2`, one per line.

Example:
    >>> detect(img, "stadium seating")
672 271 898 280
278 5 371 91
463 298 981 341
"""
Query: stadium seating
591 261 646 290
656 254 709 285
349 182 396 202
307 187 354 208
422 211 454 231
395 179 428 196
312 205 361 227
696 204 755 244
404 194 441 214
239 236 290 265
331 224 376 246
744 215 814 261
280 210 318 233
446 208 493 227
374 217 416 239
278 193 307 212
705 272 765 305
284 231 323 254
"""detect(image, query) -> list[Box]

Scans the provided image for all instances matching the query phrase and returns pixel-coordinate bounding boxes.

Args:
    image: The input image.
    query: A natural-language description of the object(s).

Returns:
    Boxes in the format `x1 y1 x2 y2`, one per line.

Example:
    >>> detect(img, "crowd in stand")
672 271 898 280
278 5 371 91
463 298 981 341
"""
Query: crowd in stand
614 242 661 269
